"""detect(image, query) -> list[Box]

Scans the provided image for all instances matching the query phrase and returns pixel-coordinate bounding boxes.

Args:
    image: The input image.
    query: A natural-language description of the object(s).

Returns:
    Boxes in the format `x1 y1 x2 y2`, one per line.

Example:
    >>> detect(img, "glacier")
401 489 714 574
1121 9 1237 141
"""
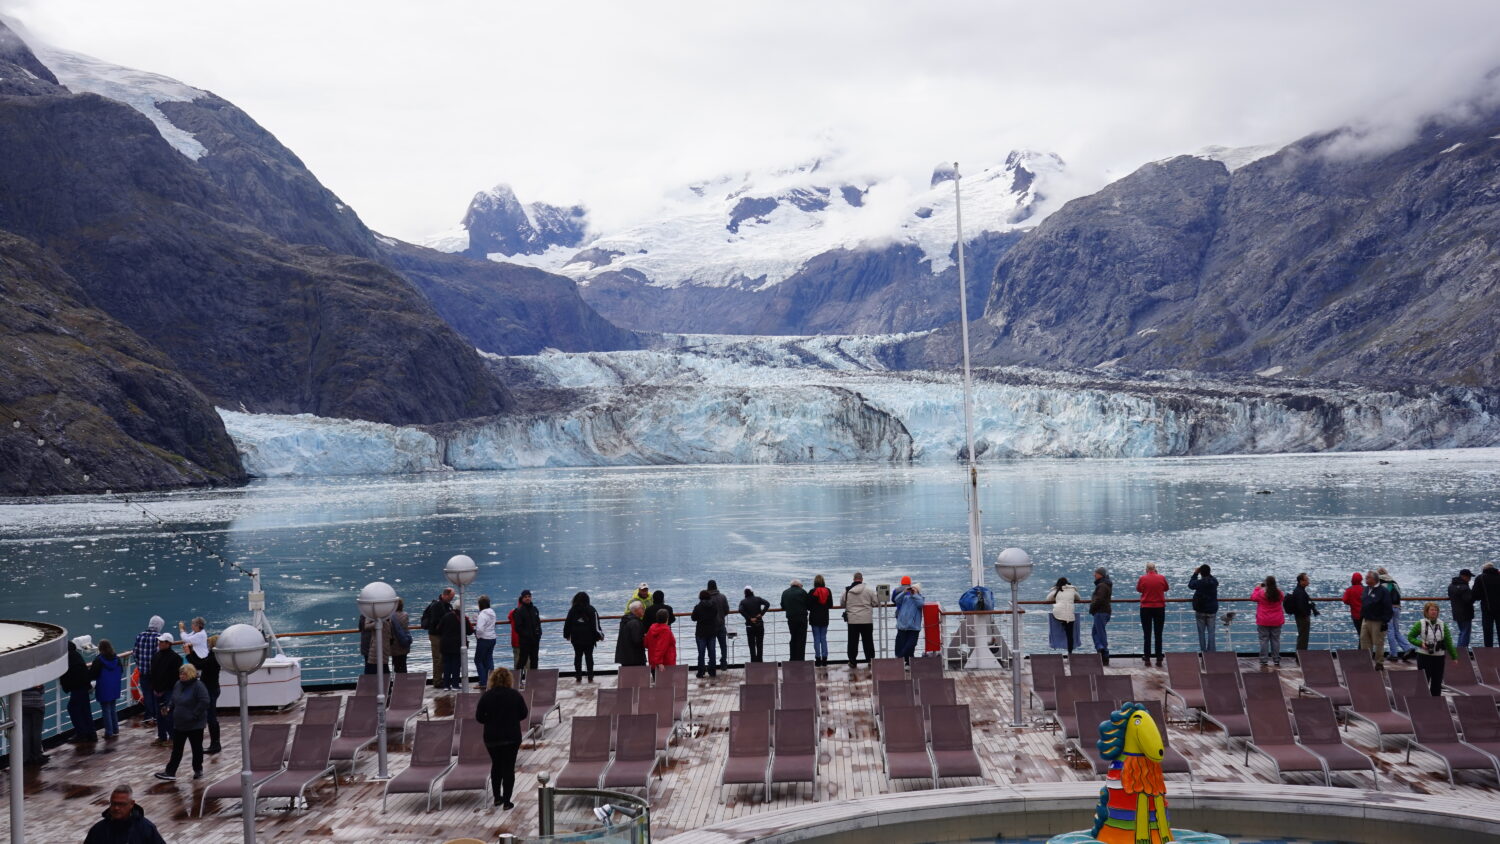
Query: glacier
217 335 1500 478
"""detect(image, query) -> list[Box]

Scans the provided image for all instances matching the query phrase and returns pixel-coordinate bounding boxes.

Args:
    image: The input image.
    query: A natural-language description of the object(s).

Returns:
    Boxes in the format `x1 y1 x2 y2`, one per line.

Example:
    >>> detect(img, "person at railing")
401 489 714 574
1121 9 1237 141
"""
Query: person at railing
1188 565 1219 653
475 595 498 686
152 663 209 781
1378 568 1416 664
1286 573 1320 654
808 575 833 667
706 580 731 671
1477 563 1500 647
62 639 97 744
1359 570 1392 669
132 616 165 726
1045 578 1080 655
177 617 209 660
781 579 810 662
421 587 456 690
690 591 719 678
437 602 465 691
91 639 123 739
148 634 182 746
626 583 654 616
1090 568 1112 666
1136 564 1169 668
476 666 529 811
894 580 926 662
1407 601 1459 698
564 592 604 682
191 635 223 755
84 784 166 844
650 589 675 629
359 611 393 676
21 684 45 765
1250 577 1286 669
843 572 877 670
1449 568 1476 649
617 600 649 670
1341 573 1364 636
740 587 771 663
391 598 412 674
513 590 543 685
646 608 678 678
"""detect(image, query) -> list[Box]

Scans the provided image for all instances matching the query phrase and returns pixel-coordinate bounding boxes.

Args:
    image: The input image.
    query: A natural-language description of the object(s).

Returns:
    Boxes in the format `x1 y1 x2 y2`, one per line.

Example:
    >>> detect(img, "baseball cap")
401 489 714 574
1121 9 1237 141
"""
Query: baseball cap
158 633 174 644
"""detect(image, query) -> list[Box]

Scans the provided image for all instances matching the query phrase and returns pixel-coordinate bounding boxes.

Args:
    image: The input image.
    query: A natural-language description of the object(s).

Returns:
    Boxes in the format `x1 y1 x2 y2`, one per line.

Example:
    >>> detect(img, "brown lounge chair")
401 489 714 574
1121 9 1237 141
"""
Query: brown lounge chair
910 655 945 681
1296 650 1351 707
917 677 957 709
199 723 290 817
745 663 779 686
382 719 456 811
1164 653 1206 715
1054 674 1094 740
597 687 633 717
720 710 771 801
1404 695 1500 785
636 687 677 755
1455 695 1500 760
1030 654 1065 711
881 705 935 788
557 715 613 789
329 694 379 770
1074 699 1123 775
1202 652 1239 676
929 703 983 786
255 723 338 810
874 680 914 725
1473 649 1500 686
527 669 562 729
1199 674 1250 749
1139 700 1192 779
440 719 494 804
1290 697 1378 789
782 660 816 685
1242 672 1284 703
1244 697 1329 785
353 673 387 697
658 664 692 721
1334 649 1376 677
740 684 777 713
1444 652 1500 697
872 658 906 694
300 696 343 726
453 690 478 723
617 665 652 690
602 713 662 798
1343 672 1413 750
1094 675 1134 705
1387 669 1431 714
1069 652 1104 678
770 708 818 800
384 678 428 744
781 682 819 720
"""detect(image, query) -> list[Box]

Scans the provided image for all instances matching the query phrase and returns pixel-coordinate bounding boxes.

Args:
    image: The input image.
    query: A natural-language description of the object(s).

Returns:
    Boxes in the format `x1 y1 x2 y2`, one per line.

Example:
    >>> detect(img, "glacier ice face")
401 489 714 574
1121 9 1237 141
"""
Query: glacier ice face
218 334 1500 478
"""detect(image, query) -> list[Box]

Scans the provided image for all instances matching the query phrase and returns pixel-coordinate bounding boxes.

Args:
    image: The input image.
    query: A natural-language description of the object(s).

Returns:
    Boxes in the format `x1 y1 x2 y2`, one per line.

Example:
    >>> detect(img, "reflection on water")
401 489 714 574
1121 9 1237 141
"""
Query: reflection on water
0 449 1496 654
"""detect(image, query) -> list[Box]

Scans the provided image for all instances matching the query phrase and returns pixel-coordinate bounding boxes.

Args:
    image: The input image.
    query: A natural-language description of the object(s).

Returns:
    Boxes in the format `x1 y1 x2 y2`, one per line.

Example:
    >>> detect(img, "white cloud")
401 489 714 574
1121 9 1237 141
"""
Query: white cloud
7 0 1500 241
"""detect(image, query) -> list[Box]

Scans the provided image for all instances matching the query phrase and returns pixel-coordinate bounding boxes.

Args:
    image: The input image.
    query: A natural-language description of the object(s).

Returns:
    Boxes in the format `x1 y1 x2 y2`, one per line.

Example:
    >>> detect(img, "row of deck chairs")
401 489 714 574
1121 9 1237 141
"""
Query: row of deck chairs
615 664 692 723
1299 648 1500 703
880 703 982 789
721 708 819 801
558 714 668 798
199 723 338 816
1029 652 1111 713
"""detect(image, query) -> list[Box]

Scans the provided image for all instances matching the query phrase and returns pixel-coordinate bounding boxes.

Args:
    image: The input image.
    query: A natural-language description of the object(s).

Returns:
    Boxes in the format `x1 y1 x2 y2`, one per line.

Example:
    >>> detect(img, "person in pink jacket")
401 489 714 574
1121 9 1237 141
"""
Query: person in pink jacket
1251 576 1287 668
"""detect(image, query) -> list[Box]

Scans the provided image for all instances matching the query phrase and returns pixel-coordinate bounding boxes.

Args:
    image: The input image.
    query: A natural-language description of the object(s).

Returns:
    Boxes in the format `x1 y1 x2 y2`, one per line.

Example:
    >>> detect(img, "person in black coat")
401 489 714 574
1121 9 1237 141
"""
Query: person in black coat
148 635 183 744
1187 565 1219 653
475 666 530 809
1285 573 1320 653
690 590 719 678
187 639 223 754
1477 563 1500 647
61 641 97 743
739 587 771 663
437 606 464 690
615 602 647 668
85 785 167 844
1450 568 1477 649
512 590 543 682
563 592 604 682
649 590 675 628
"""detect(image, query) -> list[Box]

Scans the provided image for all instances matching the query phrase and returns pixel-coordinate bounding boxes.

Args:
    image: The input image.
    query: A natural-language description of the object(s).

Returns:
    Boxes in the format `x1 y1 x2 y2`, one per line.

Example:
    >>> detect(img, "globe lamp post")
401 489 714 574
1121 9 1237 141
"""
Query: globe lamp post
995 547 1034 728
443 554 478 692
215 623 269 844
357 581 399 778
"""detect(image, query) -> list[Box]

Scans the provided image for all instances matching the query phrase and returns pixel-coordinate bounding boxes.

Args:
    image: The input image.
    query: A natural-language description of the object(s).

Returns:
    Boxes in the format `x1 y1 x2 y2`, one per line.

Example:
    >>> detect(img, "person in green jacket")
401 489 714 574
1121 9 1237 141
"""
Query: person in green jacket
625 583 654 616
1407 601 1459 698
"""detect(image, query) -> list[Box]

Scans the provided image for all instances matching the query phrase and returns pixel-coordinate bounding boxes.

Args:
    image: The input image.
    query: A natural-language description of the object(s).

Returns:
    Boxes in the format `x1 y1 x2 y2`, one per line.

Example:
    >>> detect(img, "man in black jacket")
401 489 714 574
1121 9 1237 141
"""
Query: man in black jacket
1449 569 1476 649
616 601 647 668
1359 571 1393 667
739 587 771 663
1187 565 1219 653
707 580 731 669
780 580 810 662
148 635 183 745
1474 563 1500 647
421 587 456 688
1090 568 1112 665
1285 573 1320 653
85 785 167 844
512 590 543 684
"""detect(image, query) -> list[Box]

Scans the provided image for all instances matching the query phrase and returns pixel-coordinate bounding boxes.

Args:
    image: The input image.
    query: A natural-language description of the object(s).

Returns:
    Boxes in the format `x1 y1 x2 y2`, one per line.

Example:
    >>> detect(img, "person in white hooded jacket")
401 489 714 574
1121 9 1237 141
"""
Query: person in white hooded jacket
1046 577 1081 654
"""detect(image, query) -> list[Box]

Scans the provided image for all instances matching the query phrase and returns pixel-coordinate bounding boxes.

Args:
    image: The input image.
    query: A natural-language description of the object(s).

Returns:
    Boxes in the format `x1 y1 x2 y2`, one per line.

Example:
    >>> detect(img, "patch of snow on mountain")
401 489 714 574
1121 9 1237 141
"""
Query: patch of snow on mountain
490 244 577 273
419 226 469 254
30 42 208 160
1191 143 1283 171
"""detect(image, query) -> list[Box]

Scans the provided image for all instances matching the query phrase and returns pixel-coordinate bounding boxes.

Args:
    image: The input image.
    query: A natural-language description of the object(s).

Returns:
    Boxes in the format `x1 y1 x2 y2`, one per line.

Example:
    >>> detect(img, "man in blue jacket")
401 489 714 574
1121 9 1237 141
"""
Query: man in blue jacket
893 580 925 662
1359 570 1394 667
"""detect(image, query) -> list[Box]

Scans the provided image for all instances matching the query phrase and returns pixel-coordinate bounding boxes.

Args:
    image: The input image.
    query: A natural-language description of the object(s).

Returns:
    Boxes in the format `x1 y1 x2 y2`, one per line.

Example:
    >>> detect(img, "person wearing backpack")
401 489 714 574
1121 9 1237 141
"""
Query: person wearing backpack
808 575 833 667
420 588 456 688
562 592 604 682
1284 572 1320 653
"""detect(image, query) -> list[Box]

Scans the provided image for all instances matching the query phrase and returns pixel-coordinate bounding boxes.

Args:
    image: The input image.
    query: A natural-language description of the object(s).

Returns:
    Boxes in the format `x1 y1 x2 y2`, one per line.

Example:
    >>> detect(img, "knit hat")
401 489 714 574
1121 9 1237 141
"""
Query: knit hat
1351 572 1363 585
900 576 912 586
1460 569 1474 578
520 589 532 598
149 615 164 632
157 633 174 644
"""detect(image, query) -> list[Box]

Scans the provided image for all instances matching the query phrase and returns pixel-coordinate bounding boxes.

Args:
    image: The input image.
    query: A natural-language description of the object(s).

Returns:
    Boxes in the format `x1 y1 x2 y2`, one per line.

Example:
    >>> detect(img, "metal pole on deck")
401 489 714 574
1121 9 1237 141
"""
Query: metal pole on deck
237 675 254 842
374 617 389 779
953 163 984 590
8 690 23 844
357 582 399 780
995 548 1033 728
215 623 269 844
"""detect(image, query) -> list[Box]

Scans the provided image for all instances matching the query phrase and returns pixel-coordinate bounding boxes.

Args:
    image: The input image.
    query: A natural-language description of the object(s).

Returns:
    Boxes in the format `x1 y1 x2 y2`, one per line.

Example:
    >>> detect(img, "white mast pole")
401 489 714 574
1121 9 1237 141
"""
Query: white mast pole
953 163 983 588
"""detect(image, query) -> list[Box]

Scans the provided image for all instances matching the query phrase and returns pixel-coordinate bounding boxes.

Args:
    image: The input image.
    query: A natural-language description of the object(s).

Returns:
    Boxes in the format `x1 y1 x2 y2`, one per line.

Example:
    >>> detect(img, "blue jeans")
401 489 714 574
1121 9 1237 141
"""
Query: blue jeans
142 684 159 722
1196 612 1217 652
68 688 96 741
696 636 718 676
1091 613 1110 651
1386 607 1410 657
99 699 118 737
894 629 919 659
811 625 829 661
154 692 173 741
1457 618 1473 649
716 626 728 667
475 638 497 686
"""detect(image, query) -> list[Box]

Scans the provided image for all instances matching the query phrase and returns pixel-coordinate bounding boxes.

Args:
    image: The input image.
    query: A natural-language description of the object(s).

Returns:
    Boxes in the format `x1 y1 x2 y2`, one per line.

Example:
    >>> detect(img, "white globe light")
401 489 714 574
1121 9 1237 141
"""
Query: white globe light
357 581 400 620
215 623 269 675
444 554 478 587
994 547 1034 584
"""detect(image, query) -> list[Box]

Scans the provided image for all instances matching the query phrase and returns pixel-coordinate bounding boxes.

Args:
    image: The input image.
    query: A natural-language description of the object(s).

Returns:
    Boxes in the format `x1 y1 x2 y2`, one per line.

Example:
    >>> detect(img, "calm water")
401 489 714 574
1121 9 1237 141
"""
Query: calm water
1 449 1497 653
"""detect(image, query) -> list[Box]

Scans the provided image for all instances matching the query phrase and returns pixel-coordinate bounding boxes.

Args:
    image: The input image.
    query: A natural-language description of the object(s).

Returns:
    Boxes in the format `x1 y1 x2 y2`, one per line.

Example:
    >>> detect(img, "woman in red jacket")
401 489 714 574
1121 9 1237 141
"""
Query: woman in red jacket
644 608 677 677
1340 572 1364 637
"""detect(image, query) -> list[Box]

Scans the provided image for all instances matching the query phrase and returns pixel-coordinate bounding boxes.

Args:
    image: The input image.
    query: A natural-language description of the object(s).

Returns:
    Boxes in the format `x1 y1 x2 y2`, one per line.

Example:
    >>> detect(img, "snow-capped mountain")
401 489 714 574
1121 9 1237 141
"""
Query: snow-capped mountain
427 183 589 258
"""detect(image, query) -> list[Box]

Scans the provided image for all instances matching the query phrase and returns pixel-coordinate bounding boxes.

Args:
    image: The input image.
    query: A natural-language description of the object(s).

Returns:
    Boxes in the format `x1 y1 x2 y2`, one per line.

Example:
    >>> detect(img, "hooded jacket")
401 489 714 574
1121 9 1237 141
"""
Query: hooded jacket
843 581 877 625
644 622 677 668
1089 575 1113 614
1450 576 1477 623
1187 572 1219 615
513 599 543 642
895 587 926 630
62 642 92 693
708 587 731 629
564 602 604 647
1251 585 1285 627
169 678 211 731
92 653 123 703
615 614 646 666
85 803 166 844
691 598 720 639
808 584 833 626
1341 574 1364 620
1476 567 1500 613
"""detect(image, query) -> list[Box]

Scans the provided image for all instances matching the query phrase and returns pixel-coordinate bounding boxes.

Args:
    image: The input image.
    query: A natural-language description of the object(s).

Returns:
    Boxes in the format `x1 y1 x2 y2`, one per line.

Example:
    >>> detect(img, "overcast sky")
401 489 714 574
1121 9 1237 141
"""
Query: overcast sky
9 1 1500 241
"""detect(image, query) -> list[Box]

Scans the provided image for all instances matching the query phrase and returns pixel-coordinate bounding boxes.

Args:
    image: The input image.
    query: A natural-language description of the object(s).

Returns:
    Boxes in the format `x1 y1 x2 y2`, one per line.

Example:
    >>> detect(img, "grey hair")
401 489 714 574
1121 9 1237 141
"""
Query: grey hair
192 616 206 631
111 783 133 798
1145 562 1157 572
790 579 802 588
628 600 643 614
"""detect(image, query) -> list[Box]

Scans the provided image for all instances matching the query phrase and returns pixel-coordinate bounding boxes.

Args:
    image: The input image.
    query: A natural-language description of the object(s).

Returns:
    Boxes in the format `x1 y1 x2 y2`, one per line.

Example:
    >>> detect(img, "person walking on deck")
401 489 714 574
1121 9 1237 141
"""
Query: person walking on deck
1090 568 1112 665
1359 570 1393 668
475 667 529 810
1251 576 1286 668
706 580 731 669
1045 578 1079 655
691 591 719 678
645 608 677 677
85 785 166 844
1285 573 1319 654
843 572 877 669
1379 568 1414 663
91 640 123 739
1449 569 1476 649
474 595 497 685
739 587 771 663
894 579 926 661
153 663 209 781
616 601 648 668
148 634 181 744
1188 565 1219 652
421 588 456 688
1136 563 1169 667
62 640 97 743
1476 563 1500 647
1408 601 1459 698
132 616 165 726
781 579 810 662
1341 573 1364 637
808 575 833 666
513 590 542 684
563 592 604 682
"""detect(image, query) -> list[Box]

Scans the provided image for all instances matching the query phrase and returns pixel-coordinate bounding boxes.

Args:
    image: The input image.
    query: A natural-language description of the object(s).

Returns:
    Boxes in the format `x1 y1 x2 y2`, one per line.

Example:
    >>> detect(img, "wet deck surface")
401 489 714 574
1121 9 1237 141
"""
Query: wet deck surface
6 658 1496 842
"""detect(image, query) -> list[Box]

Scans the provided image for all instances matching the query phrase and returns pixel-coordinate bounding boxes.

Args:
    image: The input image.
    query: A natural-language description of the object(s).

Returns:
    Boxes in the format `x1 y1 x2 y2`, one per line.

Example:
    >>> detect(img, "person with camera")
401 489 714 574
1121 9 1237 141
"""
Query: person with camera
1188 565 1220 652
1251 576 1286 668
1285 573 1320 653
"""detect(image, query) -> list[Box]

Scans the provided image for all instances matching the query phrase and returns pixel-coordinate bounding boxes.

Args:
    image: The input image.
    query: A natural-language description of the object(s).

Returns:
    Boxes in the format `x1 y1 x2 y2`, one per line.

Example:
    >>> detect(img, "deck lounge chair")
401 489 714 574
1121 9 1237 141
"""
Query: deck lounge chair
394 672 429 691
872 658 906 693
382 720 456 811
256 724 338 810
909 655 945 681
720 710 771 801
1387 669 1431 714
1245 696 1329 785
780 682 819 717
301 696 342 726
1140 700 1192 778
1199 673 1250 749
1296 650 1351 707
597 687 633 718
917 677 957 709
1069 652 1104 678
929 703 982 785
1241 672 1284 703
1055 674 1094 740
1444 652 1500 696
527 669 562 728
601 713 662 797
1202 652 1239 676
1405 695 1500 785
453 690 478 724
636 686 677 753
658 664 691 721
199 723 290 817
782 660 817 687
1334 649 1375 677
740 684 777 713
1030 654 1065 710
1454 695 1500 759
329 694 379 769
383 677 428 743
1344 672 1413 750
1093 674 1134 706
875 680 915 726
880 705 935 788
353 673 386 697
1473 648 1500 686
745 663 778 686
1290 697 1378 789
1164 653 1206 714
439 719 493 803
770 708 818 800
617 665 652 690
1074 699 1122 775
557 715 613 789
